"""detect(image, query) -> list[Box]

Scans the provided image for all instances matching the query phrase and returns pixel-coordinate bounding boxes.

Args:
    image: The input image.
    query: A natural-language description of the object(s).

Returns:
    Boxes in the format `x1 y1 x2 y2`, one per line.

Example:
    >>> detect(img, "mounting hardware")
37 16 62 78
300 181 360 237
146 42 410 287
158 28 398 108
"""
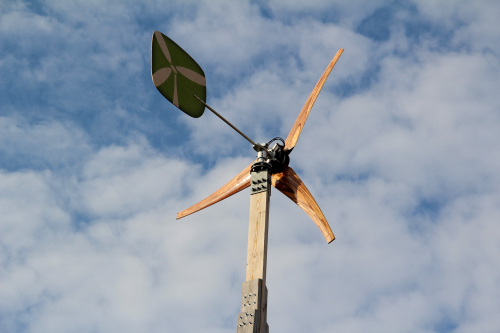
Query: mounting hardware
256 147 269 162
236 279 268 332
250 168 271 195
253 143 267 153
250 160 271 195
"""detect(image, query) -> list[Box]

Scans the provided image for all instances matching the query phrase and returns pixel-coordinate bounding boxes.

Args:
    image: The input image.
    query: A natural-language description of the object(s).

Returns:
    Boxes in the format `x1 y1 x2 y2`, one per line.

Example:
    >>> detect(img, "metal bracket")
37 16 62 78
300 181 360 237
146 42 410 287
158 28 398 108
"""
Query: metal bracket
253 143 266 152
236 279 269 333
250 164 271 195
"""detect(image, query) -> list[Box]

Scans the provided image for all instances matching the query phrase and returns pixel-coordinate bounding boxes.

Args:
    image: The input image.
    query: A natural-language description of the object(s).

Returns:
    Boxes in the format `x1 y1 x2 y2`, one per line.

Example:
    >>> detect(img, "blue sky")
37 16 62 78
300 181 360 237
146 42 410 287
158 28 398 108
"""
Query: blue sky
2 1 500 332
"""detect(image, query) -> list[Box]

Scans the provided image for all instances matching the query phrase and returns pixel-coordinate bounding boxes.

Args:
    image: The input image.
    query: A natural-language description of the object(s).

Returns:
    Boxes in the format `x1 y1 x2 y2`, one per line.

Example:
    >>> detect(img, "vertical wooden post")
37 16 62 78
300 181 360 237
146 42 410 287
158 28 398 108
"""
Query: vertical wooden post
246 189 271 284
237 164 271 333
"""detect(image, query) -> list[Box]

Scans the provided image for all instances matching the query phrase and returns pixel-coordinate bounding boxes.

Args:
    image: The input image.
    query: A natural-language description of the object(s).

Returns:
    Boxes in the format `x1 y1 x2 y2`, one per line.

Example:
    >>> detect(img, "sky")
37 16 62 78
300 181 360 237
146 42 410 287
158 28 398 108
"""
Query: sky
1 0 500 332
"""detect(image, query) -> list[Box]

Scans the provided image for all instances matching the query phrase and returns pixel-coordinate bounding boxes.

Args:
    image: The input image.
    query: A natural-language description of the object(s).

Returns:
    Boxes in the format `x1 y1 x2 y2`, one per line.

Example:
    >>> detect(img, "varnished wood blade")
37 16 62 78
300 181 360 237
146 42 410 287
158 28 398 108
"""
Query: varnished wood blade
176 162 253 219
284 49 344 150
271 167 335 243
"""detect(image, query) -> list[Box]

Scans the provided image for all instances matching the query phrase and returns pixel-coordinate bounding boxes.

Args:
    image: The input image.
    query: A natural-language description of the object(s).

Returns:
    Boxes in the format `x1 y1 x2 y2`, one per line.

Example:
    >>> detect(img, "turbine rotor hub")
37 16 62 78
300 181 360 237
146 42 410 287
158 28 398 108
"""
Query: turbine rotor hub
252 138 290 175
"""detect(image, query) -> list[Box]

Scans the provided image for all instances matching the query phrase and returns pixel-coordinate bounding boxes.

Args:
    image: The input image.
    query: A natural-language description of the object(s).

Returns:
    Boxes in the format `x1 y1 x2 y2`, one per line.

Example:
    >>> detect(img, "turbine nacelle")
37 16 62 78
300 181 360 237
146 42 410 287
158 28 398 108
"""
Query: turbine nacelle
253 140 290 175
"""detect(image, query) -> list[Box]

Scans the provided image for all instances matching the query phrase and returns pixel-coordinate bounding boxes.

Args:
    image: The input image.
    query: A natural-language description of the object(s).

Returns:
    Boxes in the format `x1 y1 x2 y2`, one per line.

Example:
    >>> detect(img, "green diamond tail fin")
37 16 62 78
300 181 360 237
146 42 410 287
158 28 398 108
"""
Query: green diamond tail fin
151 31 206 118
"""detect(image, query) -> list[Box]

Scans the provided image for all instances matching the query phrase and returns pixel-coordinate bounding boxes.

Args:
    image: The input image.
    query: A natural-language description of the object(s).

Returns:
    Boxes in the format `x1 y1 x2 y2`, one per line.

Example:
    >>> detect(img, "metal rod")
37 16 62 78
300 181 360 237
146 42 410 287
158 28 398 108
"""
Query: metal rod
194 94 258 147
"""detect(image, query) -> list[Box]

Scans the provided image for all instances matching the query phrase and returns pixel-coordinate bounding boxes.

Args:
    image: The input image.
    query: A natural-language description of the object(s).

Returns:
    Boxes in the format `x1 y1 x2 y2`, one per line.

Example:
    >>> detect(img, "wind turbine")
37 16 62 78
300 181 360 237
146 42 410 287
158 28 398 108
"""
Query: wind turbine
151 31 343 333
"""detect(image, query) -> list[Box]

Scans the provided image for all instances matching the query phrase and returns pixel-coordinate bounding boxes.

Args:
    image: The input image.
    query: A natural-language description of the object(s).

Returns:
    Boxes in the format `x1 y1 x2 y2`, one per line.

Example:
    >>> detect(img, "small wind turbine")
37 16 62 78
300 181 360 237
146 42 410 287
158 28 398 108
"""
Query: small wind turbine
151 31 343 333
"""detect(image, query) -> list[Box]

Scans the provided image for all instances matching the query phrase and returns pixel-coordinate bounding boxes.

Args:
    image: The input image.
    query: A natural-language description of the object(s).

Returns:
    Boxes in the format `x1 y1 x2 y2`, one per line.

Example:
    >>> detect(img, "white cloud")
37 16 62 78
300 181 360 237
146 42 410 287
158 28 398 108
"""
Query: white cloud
0 117 91 170
0 136 251 332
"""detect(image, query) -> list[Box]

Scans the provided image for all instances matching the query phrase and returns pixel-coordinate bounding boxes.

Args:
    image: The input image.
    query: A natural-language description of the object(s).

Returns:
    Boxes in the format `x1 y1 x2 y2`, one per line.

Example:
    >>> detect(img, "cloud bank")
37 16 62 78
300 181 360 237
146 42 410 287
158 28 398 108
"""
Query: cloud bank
1 1 500 332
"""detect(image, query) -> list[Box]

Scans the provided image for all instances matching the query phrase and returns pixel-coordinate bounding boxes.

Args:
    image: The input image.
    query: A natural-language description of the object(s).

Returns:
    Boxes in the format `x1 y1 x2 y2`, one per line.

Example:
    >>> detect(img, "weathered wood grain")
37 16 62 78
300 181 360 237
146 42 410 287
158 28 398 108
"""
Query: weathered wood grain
246 189 271 284
176 162 253 219
284 48 344 150
272 166 335 243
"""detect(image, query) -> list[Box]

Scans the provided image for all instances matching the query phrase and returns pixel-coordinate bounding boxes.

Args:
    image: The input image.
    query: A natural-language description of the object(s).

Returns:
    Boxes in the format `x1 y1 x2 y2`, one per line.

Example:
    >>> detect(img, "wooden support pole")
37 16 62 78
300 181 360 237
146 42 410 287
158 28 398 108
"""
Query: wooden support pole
237 165 271 333
246 189 271 284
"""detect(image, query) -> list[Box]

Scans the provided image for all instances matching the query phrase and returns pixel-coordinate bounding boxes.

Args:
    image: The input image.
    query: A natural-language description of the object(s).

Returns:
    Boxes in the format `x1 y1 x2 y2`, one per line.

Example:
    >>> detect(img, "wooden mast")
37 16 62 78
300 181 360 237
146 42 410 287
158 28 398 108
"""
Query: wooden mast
246 188 271 284
237 159 271 333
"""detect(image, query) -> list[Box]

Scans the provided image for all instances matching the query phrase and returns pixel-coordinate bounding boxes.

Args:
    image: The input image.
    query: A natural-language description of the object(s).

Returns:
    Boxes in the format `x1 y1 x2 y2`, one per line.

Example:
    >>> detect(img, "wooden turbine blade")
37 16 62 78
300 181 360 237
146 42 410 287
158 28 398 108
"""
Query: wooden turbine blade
284 48 344 150
271 167 335 243
176 162 253 219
